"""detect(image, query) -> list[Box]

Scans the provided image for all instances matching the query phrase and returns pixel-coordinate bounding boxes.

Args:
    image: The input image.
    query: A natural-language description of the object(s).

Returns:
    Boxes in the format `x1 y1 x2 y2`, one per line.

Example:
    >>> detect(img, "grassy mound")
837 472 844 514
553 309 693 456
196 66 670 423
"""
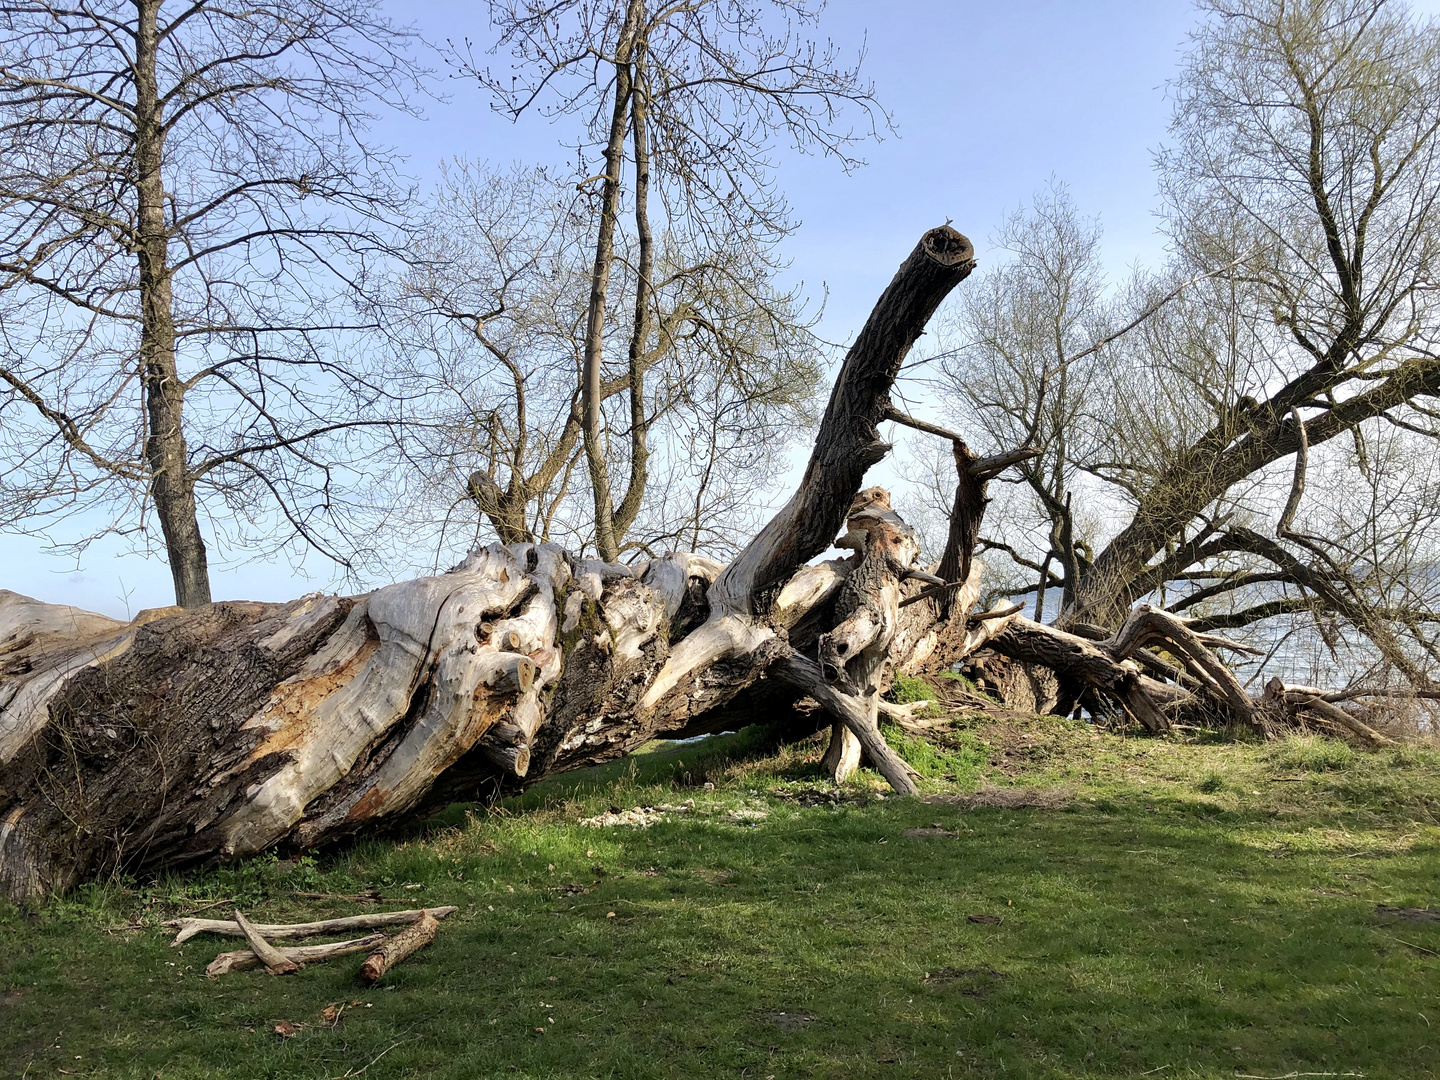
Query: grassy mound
3 713 1437 1079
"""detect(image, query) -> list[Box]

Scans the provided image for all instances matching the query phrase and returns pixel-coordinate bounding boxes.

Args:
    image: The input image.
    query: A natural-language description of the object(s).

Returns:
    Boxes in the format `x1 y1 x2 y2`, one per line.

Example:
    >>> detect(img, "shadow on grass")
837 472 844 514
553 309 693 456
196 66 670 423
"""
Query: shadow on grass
2 731 1438 1080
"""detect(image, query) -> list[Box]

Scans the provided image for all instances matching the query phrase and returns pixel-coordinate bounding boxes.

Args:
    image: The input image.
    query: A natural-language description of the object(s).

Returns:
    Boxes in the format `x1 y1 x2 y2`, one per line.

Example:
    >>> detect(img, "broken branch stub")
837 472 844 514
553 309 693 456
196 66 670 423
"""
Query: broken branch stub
711 226 974 614
356 909 441 986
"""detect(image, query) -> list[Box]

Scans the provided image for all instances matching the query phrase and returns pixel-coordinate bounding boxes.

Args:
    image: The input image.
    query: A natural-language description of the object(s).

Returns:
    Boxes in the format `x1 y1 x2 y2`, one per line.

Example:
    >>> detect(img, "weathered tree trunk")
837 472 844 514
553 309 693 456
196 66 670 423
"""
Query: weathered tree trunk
0 222 1401 905
0 227 978 904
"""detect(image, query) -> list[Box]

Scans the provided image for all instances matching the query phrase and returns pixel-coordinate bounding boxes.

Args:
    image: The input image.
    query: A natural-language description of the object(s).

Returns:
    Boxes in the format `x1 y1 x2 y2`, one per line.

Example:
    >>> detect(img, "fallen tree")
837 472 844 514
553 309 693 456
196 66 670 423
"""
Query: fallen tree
0 226 1404 906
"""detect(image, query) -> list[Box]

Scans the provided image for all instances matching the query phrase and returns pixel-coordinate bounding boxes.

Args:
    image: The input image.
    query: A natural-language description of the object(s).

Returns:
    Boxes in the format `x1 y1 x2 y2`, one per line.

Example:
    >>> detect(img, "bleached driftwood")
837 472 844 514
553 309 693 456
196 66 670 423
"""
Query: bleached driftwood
233 909 299 975
206 932 387 977
166 905 459 946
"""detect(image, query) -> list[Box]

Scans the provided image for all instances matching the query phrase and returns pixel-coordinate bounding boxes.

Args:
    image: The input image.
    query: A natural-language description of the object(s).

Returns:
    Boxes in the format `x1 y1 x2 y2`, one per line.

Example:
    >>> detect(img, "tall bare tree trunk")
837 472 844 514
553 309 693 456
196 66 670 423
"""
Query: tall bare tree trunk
612 53 653 543
580 0 646 563
134 0 209 608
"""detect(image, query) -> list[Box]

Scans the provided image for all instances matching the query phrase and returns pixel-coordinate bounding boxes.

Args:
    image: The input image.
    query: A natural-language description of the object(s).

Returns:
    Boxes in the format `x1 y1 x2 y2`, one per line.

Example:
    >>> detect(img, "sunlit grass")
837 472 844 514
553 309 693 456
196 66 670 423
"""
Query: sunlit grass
3 719 1437 1079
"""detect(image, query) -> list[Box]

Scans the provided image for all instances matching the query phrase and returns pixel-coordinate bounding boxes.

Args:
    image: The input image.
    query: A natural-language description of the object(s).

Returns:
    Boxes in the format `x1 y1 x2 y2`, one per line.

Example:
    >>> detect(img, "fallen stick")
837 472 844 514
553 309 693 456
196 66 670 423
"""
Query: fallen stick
206 932 387 977
1288 693 1398 747
356 910 441 986
166 905 458 946
234 909 298 975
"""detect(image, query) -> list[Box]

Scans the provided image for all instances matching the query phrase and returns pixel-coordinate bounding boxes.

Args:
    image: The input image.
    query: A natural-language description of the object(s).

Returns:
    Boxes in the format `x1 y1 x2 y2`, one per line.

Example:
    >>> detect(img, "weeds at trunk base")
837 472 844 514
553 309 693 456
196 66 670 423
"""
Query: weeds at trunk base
879 719 986 784
1264 736 1357 772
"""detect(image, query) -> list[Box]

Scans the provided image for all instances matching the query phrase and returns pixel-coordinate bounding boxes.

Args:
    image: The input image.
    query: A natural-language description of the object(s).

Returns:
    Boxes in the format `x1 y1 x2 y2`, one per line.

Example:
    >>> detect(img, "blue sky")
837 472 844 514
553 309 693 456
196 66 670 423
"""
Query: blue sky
9 0 1431 617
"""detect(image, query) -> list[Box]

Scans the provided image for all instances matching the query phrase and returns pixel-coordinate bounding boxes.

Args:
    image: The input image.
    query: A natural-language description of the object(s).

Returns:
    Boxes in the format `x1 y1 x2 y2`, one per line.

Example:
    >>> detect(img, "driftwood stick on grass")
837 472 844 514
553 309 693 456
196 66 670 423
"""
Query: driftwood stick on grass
205 932 387 977
356 909 441 986
1268 681 1398 747
233 909 299 975
167 905 458 946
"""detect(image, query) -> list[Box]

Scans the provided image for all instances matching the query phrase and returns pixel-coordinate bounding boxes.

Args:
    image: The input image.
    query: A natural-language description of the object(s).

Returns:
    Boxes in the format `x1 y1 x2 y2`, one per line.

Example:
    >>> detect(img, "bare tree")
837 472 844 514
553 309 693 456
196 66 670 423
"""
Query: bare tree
930 183 1110 621
0 0 424 606
1076 0 1440 632
912 0 1440 700
463 0 886 561
384 159 822 565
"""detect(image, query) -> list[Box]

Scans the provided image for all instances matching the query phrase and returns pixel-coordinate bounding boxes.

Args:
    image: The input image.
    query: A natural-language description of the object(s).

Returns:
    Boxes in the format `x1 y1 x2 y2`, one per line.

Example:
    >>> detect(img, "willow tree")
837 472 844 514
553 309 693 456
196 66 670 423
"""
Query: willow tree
0 0 423 607
385 160 822 563
926 0 1440 697
465 0 885 562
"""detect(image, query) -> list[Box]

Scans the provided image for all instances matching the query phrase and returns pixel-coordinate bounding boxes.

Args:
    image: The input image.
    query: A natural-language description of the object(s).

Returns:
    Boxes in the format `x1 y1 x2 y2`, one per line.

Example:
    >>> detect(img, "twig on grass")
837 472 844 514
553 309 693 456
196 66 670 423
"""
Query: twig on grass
332 1037 416 1079
1385 933 1440 957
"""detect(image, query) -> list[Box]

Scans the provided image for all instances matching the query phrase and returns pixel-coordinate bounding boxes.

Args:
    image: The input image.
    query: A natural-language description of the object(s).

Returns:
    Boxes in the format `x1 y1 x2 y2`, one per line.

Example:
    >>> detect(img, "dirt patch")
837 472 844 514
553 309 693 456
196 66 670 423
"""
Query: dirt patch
902 826 956 838
923 966 1008 996
923 786 1068 811
577 801 695 828
767 786 879 809
756 1009 816 1031
1375 905 1440 922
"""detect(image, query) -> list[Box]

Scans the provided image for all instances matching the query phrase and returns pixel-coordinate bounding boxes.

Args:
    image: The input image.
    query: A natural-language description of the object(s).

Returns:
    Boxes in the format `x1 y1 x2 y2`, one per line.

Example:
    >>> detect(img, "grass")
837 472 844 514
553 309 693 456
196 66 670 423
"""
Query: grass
2 709 1438 1080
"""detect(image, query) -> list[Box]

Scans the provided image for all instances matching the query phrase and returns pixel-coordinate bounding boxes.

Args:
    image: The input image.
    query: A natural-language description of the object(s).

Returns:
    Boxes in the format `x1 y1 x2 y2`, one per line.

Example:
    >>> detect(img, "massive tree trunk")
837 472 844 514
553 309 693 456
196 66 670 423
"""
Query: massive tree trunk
0 227 978 904
0 223 1400 906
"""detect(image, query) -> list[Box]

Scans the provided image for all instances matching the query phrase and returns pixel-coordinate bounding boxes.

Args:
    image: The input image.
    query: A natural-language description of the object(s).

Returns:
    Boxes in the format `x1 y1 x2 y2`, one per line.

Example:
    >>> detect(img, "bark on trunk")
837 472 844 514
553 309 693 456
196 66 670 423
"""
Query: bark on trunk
135 0 210 609
580 0 646 563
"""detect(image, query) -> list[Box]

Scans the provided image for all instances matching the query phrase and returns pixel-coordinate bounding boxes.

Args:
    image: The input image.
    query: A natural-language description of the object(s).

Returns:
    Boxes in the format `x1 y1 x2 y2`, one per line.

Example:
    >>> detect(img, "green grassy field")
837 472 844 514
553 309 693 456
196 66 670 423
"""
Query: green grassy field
3 705 1438 1080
